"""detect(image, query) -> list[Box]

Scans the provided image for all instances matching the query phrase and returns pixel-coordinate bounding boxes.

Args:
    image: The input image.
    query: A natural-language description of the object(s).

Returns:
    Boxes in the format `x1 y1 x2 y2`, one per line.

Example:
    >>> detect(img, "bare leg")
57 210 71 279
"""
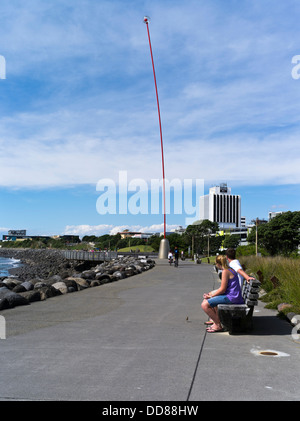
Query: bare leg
201 299 222 330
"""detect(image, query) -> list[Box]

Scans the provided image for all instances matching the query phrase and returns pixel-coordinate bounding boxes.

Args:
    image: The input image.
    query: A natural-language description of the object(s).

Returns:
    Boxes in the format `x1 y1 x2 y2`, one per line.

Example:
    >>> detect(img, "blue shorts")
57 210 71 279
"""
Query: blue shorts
207 295 231 308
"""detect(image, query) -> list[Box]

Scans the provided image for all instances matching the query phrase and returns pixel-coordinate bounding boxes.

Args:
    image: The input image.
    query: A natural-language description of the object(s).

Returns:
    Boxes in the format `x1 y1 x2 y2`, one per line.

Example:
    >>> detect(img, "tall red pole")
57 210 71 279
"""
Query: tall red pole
144 16 166 239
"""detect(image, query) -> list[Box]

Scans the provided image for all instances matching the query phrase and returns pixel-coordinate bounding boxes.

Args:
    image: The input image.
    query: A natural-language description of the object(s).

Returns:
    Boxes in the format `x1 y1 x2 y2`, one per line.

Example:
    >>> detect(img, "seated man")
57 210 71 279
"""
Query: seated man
226 248 255 289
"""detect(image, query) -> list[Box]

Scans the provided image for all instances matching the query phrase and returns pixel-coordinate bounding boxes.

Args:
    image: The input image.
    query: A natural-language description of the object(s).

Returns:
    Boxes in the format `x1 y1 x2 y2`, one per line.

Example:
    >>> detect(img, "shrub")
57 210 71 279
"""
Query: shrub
239 255 300 315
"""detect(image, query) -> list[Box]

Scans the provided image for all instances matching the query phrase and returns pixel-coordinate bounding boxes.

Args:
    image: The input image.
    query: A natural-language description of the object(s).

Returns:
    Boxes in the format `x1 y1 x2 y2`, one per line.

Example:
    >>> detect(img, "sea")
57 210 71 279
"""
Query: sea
0 256 21 277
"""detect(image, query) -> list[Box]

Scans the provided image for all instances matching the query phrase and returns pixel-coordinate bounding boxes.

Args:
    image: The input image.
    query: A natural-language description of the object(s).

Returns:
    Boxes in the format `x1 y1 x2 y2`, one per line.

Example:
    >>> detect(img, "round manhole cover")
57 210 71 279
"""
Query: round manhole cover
251 348 290 358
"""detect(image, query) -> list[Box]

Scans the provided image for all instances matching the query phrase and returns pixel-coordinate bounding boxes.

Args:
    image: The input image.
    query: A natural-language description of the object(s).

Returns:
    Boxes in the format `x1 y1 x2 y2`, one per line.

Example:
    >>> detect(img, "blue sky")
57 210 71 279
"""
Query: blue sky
0 0 299 238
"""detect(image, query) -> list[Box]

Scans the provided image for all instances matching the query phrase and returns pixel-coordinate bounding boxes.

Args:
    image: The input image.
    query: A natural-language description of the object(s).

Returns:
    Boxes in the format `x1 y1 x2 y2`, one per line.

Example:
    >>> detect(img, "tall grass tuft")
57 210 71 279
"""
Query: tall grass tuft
239 256 300 315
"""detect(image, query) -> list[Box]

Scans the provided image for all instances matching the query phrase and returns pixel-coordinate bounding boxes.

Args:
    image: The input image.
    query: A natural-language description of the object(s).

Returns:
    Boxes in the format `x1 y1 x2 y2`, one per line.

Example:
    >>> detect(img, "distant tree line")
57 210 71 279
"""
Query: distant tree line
1 212 299 256
246 211 300 256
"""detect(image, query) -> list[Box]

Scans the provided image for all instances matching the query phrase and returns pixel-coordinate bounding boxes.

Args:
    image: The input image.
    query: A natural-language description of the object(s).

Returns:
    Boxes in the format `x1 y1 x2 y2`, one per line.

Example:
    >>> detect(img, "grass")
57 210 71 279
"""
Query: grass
117 245 155 253
238 255 300 315
201 256 217 264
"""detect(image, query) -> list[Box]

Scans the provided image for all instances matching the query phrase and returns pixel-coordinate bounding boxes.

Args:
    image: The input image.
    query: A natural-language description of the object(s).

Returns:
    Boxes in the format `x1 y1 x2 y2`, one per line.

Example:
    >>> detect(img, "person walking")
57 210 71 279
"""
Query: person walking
174 247 179 267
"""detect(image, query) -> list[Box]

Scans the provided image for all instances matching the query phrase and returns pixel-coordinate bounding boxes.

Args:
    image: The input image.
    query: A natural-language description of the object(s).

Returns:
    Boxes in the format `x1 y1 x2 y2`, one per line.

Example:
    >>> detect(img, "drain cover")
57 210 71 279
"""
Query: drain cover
251 348 290 358
259 351 278 356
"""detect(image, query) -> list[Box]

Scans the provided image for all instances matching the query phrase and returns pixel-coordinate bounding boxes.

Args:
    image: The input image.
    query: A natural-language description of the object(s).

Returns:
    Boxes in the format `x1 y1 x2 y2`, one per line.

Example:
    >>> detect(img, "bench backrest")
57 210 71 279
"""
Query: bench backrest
242 279 261 306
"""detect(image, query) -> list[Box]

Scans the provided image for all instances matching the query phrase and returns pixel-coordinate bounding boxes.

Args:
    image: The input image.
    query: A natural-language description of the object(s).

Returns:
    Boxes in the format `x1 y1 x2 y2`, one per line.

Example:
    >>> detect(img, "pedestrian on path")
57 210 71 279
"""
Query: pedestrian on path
174 247 179 267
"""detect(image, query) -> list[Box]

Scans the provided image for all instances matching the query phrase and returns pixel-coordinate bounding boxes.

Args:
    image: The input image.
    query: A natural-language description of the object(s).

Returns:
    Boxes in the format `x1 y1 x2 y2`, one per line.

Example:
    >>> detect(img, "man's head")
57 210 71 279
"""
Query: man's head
225 248 236 261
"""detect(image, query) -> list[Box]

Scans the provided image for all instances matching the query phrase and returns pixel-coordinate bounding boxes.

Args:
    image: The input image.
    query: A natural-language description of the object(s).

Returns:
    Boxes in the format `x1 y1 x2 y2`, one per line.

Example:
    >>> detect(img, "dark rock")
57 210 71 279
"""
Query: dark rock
21 281 34 291
90 280 100 287
12 285 27 293
63 279 79 292
0 286 29 308
39 285 61 299
96 274 111 284
34 281 47 289
0 298 10 310
81 270 96 280
19 290 41 303
47 275 63 284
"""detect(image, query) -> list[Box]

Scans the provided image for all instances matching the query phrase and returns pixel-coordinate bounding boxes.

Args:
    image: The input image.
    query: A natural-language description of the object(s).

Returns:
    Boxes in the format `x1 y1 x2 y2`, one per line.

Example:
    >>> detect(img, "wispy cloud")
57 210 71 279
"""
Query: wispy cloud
0 0 299 190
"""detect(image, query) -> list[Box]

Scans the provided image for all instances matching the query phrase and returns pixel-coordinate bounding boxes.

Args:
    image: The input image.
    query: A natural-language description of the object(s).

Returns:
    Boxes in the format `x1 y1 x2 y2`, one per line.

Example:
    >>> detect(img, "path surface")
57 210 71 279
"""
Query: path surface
0 260 299 401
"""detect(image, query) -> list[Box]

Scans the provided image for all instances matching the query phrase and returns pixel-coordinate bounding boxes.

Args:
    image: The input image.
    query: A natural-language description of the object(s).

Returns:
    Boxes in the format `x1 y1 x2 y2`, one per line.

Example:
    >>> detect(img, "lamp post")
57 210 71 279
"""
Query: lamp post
144 16 169 259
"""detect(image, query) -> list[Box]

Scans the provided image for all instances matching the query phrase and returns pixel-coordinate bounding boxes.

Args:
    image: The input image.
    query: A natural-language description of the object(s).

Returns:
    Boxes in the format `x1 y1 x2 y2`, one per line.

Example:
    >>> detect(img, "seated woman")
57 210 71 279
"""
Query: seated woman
201 255 244 333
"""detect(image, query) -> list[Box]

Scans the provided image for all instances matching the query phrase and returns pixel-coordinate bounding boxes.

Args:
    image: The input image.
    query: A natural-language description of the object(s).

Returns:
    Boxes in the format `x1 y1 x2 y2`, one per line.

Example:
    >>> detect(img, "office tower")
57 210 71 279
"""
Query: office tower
199 183 241 228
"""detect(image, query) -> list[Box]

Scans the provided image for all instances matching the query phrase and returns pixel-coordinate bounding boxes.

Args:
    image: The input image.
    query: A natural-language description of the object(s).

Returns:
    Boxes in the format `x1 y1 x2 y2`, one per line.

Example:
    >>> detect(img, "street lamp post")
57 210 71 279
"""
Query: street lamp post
144 16 169 259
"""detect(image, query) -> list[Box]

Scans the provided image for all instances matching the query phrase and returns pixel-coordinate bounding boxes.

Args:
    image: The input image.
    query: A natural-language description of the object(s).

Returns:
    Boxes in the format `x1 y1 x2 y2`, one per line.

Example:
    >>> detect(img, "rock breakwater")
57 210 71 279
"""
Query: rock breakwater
0 249 155 311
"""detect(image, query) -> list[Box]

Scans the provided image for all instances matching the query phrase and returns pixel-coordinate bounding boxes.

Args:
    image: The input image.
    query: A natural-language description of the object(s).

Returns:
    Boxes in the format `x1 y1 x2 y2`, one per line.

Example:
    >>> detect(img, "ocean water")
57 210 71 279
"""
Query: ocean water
0 256 21 277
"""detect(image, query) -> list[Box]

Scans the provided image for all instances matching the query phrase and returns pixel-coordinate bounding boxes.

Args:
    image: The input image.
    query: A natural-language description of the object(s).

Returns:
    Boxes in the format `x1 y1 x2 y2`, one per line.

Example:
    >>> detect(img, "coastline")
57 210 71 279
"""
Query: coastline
0 248 75 280
0 248 155 311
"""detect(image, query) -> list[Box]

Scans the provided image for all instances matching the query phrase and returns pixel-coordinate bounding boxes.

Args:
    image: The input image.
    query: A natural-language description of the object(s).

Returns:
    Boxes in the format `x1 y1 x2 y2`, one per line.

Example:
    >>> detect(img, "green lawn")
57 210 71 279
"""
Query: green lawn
117 245 155 252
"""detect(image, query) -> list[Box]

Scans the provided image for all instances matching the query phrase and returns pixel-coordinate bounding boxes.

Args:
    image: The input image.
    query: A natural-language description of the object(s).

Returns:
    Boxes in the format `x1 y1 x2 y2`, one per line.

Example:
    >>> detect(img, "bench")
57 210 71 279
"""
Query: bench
217 278 261 334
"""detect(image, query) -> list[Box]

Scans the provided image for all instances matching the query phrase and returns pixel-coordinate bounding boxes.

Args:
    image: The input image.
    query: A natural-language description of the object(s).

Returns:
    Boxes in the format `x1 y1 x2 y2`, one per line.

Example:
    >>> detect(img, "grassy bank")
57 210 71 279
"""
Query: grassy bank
239 255 300 315
117 245 155 253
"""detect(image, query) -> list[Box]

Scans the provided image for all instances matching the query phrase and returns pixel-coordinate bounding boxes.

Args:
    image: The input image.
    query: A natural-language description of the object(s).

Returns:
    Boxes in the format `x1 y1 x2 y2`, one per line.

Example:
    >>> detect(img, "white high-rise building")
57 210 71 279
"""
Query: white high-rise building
199 183 242 228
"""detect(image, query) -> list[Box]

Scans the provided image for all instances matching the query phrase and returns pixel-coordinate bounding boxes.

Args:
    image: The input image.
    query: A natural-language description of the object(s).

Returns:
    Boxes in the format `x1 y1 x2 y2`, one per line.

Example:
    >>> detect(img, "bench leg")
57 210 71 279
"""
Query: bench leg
218 307 254 334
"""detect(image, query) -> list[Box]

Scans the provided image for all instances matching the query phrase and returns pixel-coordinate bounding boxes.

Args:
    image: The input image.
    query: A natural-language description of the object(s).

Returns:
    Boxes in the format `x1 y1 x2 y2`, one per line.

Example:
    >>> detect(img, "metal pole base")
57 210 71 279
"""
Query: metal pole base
158 238 170 259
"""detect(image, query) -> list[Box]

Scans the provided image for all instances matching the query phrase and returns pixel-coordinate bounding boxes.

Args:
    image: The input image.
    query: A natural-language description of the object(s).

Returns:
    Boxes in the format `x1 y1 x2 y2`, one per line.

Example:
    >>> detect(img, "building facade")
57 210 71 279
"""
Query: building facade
199 183 242 229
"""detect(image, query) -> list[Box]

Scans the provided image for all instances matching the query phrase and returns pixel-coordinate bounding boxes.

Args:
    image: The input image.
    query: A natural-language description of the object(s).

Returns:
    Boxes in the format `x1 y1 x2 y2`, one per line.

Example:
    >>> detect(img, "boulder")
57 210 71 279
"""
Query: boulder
74 279 90 290
0 298 9 310
19 290 41 303
21 281 34 291
34 281 47 289
0 286 29 308
112 271 125 280
81 270 96 280
12 284 27 293
47 275 63 284
39 285 61 300
90 280 100 287
52 281 68 294
63 279 79 292
2 279 18 290
96 274 111 284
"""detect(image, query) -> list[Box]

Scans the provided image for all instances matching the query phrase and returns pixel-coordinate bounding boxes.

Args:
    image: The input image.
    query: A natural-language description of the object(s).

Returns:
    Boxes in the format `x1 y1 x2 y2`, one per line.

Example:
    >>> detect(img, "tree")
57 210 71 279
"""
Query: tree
247 211 300 256
223 234 241 249
184 220 219 255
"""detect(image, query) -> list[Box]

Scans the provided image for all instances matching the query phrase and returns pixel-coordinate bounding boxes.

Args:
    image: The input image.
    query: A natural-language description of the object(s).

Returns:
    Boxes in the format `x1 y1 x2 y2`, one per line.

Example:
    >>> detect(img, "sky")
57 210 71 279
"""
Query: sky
0 0 299 238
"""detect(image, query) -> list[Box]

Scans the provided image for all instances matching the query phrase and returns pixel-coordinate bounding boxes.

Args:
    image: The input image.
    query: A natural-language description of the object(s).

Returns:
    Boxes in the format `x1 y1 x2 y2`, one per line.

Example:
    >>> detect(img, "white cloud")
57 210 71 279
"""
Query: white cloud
0 102 300 189
0 1 299 190
63 223 180 238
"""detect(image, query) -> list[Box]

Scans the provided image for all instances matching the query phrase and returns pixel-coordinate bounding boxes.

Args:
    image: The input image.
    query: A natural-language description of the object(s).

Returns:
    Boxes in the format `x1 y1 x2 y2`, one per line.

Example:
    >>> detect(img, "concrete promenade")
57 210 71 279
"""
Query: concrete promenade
0 259 299 401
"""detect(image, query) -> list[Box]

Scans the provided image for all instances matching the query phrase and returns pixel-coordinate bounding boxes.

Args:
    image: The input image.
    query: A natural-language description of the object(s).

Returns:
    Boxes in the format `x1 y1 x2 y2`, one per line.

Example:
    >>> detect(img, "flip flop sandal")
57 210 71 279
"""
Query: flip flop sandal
206 327 224 333
204 320 214 325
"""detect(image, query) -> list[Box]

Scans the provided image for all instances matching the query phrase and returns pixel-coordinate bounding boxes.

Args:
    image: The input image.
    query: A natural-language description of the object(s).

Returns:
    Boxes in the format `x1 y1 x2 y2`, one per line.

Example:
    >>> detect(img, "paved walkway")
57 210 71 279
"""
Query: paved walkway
0 259 299 401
